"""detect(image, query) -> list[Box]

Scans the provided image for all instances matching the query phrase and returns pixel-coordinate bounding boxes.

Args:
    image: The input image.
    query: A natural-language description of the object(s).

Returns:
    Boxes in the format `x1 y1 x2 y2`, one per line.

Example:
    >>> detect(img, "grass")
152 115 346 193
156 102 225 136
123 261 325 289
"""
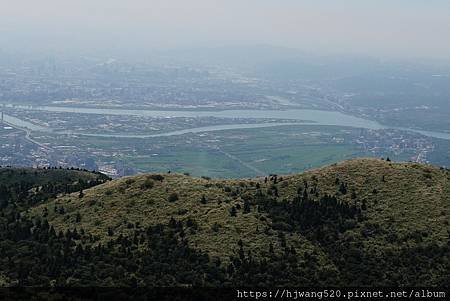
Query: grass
278 159 450 246
29 158 450 265
31 173 283 258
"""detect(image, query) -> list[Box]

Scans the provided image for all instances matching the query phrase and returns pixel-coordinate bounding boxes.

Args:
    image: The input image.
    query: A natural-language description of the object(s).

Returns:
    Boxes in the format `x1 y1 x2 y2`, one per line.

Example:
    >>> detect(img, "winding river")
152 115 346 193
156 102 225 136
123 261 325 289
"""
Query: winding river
2 104 450 140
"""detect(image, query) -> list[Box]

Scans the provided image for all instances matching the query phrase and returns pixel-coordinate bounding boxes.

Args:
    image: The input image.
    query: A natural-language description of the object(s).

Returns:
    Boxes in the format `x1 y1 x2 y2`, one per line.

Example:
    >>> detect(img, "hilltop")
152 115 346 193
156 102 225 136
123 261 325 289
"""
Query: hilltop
0 166 108 186
0 167 109 209
1 159 450 286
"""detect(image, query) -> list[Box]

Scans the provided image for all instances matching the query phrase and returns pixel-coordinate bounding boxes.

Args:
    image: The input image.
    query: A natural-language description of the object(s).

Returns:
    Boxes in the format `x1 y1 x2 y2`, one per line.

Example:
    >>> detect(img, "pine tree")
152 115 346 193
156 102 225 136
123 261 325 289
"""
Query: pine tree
75 212 82 223
243 200 251 214
229 206 237 217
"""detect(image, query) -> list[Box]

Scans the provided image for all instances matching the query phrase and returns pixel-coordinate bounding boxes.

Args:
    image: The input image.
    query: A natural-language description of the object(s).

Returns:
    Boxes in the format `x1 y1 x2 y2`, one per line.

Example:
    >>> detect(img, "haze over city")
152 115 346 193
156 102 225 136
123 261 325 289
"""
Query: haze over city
1 0 450 60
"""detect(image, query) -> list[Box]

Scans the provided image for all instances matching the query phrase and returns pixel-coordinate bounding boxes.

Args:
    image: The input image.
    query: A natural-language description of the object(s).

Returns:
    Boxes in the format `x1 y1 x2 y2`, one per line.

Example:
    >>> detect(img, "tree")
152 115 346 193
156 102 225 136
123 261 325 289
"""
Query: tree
238 240 245 260
269 243 274 254
229 206 237 217
150 174 164 181
211 222 220 232
75 212 82 223
107 227 114 236
243 200 251 214
361 199 367 210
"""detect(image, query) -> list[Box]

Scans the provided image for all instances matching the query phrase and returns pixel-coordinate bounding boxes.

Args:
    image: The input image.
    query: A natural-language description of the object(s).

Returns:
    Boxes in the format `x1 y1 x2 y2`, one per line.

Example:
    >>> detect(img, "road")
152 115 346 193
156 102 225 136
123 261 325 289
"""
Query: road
3 120 52 151
205 143 265 176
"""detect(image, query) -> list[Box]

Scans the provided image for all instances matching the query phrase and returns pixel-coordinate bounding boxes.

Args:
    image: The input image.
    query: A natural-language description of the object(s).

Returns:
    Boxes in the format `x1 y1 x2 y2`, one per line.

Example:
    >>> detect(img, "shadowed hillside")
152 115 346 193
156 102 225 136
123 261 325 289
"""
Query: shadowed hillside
0 167 110 209
1 159 449 286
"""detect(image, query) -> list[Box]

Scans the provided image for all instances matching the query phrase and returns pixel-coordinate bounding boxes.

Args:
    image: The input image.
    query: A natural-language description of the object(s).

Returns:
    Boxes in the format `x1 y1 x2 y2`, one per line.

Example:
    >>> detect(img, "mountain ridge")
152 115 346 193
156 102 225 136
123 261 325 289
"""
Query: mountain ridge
1 158 449 286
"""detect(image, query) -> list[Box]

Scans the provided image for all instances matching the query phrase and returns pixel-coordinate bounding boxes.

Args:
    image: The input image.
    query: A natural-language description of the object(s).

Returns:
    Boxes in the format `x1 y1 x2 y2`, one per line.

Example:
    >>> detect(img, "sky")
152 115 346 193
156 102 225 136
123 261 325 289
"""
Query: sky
1 0 450 60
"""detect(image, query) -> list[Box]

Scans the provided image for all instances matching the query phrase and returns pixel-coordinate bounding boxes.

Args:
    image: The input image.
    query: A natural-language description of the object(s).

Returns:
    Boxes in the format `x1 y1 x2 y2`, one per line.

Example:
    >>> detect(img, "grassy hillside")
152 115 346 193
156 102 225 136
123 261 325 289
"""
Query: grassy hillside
1 159 449 286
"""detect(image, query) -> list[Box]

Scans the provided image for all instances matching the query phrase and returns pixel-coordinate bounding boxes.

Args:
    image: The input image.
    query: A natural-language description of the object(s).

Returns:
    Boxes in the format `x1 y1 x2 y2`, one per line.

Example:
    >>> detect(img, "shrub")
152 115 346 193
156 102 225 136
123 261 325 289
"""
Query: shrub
186 218 198 229
211 222 220 232
149 174 164 181
141 179 154 189
272 222 292 231
168 192 179 202
125 178 135 185
107 227 114 236
243 200 251 214
75 212 82 223
118 186 126 194
241 193 253 202
177 208 188 215
229 206 237 217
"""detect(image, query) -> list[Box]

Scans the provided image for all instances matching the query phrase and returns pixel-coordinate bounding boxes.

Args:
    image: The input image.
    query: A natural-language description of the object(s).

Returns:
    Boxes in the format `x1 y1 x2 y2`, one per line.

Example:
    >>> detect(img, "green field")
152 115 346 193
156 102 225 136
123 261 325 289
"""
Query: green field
32 124 445 178
119 125 418 178
124 148 254 178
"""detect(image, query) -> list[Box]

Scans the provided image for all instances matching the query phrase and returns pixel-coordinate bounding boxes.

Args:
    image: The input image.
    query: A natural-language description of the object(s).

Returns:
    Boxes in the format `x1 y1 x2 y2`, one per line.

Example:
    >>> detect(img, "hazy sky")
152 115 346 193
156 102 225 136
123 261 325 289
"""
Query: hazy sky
1 0 450 59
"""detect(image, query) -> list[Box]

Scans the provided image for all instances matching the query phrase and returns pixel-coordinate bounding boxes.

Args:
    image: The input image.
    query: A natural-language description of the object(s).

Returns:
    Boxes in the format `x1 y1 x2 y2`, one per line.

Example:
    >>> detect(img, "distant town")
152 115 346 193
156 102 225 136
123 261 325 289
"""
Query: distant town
0 51 449 177
0 105 443 178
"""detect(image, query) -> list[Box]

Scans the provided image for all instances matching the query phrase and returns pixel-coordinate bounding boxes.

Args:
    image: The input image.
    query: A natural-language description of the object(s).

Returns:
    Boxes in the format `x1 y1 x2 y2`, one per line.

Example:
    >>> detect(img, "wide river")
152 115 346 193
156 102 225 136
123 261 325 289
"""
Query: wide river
2 104 450 140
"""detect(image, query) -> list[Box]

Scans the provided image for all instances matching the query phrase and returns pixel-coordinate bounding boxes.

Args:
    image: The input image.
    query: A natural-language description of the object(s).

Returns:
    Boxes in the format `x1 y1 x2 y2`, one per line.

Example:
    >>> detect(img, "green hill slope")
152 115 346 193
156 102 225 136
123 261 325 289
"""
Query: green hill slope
1 159 450 286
